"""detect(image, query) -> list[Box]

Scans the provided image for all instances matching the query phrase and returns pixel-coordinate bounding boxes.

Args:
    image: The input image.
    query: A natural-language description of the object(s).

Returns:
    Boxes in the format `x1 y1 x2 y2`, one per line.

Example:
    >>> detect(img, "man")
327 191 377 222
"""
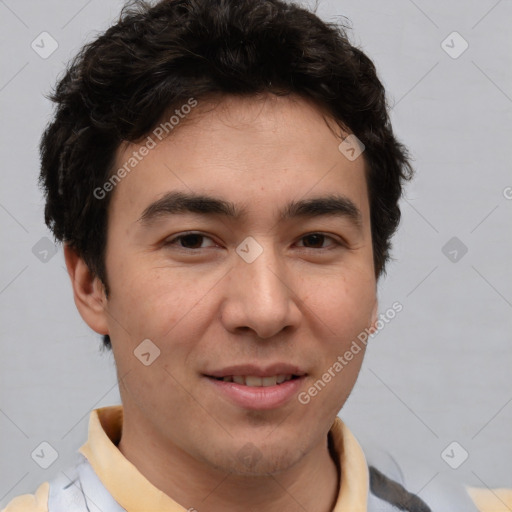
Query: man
2 0 482 510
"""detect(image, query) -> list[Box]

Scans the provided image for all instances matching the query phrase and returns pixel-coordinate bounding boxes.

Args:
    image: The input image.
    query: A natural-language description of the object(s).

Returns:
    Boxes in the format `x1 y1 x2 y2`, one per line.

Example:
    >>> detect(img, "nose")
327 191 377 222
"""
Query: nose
219 239 302 339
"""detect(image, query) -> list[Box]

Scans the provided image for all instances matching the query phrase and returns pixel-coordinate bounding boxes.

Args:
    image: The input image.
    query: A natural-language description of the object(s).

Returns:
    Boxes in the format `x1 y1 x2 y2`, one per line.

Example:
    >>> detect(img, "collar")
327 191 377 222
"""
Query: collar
79 405 369 511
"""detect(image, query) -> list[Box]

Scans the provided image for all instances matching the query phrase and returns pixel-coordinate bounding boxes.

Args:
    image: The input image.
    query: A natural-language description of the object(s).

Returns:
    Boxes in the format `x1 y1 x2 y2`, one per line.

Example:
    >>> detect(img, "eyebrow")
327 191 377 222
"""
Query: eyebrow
137 191 362 228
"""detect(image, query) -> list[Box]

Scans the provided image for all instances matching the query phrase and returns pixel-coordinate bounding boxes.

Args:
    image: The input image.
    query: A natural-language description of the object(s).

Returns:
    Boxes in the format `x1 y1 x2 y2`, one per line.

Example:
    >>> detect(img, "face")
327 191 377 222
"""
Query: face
79 94 377 475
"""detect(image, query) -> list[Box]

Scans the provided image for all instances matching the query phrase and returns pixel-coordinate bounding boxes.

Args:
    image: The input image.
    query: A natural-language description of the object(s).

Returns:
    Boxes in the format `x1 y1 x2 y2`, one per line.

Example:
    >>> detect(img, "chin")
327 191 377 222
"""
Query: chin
224 441 301 476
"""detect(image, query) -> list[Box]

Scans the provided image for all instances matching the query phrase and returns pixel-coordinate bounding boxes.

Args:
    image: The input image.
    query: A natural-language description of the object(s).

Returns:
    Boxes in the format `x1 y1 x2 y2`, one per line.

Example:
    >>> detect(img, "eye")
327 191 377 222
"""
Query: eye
164 232 217 250
164 232 344 252
296 233 342 250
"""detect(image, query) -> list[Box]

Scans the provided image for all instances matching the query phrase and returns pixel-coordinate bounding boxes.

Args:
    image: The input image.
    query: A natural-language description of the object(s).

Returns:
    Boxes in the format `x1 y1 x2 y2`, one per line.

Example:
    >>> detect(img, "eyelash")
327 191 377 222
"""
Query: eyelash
164 231 344 252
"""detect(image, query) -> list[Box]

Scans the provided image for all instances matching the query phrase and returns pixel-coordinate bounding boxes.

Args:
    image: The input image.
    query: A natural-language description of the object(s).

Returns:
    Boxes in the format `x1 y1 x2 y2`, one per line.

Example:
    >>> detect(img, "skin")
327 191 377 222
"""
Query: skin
65 93 378 512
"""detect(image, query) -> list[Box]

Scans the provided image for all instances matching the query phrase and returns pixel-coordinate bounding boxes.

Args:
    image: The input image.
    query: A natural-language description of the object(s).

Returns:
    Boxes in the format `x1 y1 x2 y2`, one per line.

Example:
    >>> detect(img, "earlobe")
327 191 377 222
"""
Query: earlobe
63 244 110 335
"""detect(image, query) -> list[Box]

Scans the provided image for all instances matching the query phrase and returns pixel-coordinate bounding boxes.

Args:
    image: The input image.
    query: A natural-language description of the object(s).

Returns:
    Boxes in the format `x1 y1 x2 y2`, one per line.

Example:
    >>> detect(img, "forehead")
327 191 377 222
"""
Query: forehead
107 94 370 229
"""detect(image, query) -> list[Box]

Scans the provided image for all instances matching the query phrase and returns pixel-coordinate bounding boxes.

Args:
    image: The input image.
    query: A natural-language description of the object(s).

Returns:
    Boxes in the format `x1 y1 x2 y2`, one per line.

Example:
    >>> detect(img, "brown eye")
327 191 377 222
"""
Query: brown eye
301 234 326 248
165 232 216 250
177 234 205 249
297 233 340 250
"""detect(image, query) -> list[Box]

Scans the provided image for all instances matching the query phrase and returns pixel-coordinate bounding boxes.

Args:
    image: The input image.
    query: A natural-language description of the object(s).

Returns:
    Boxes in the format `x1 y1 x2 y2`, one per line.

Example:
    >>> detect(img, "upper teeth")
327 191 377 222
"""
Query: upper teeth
220 375 294 386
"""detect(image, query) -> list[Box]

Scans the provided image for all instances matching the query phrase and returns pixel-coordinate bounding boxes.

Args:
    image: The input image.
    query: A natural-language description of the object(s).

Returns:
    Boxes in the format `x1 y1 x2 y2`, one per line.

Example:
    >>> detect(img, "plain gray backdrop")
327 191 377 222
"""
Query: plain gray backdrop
1 0 511 507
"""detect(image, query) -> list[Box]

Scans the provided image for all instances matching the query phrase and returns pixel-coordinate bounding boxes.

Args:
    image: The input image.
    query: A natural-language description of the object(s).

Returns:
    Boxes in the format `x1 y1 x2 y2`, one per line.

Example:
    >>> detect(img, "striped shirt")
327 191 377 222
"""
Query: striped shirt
2 406 484 511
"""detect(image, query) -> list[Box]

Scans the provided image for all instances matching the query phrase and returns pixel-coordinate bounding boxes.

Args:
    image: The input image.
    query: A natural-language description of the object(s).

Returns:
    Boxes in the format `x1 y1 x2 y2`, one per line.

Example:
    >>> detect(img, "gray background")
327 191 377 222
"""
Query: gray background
1 0 511 507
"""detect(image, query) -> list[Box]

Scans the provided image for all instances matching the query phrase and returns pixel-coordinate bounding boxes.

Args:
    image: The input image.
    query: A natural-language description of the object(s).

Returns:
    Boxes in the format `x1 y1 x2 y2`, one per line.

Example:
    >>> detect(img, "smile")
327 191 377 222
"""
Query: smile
210 375 298 386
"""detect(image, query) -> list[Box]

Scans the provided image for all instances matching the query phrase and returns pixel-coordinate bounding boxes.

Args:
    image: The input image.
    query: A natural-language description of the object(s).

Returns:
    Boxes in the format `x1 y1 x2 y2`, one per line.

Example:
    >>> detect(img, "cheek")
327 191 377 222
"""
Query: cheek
108 259 176 323
106 259 219 350
116 354 197 429
303 270 375 336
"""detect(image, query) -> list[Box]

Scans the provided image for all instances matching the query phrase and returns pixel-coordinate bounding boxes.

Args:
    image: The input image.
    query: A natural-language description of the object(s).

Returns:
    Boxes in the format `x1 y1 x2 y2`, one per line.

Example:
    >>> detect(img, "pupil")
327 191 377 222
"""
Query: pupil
181 234 202 249
304 234 323 248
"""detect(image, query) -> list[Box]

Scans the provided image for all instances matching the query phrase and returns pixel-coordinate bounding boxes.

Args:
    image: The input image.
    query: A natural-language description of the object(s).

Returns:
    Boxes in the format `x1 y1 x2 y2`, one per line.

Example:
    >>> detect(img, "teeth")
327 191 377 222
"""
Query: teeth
262 376 277 386
245 376 265 387
217 375 294 386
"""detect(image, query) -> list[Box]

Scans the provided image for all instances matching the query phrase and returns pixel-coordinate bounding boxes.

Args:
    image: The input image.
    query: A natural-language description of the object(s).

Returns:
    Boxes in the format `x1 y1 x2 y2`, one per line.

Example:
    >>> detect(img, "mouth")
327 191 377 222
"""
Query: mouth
207 374 302 387
203 365 307 410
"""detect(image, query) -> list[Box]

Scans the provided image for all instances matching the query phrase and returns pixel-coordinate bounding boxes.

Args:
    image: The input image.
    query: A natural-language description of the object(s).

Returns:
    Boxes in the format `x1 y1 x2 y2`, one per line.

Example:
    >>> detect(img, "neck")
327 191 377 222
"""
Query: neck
117 415 340 512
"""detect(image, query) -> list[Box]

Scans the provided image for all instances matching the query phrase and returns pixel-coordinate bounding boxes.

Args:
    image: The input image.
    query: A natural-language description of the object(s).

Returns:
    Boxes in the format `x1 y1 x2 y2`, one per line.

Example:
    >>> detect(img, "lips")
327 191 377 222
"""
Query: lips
204 372 307 410
203 364 308 408
205 363 306 380
210 374 298 386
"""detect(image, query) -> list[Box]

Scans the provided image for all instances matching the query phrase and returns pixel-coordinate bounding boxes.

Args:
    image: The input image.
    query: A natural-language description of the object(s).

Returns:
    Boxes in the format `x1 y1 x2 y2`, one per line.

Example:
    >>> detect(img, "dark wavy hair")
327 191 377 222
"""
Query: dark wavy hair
39 0 413 351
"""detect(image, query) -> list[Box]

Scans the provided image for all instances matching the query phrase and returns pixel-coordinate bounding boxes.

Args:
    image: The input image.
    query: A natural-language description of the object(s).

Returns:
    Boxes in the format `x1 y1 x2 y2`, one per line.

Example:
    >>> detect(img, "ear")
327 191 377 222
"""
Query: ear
64 244 110 335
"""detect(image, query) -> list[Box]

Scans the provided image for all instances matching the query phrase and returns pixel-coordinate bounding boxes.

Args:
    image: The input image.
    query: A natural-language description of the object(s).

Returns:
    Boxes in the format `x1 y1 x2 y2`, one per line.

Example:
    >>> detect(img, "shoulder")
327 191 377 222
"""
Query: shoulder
466 486 512 512
361 441 480 512
362 443 432 511
1 482 49 512
2 453 124 512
